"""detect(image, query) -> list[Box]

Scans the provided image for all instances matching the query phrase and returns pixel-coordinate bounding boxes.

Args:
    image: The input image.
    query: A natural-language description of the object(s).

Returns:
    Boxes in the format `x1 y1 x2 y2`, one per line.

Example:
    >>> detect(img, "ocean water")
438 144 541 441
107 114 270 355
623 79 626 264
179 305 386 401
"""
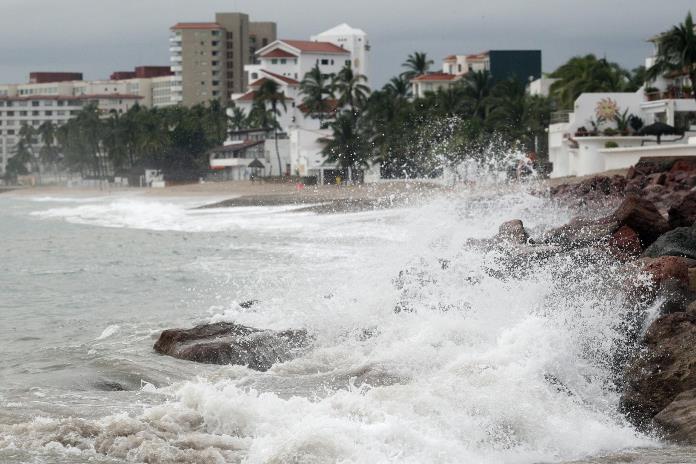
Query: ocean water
0 185 690 463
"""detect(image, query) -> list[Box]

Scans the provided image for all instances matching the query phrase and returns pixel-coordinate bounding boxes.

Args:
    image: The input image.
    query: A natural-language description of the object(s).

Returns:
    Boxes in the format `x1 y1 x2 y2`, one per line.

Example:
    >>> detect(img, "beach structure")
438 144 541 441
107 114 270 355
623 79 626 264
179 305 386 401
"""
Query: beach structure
229 24 379 182
411 50 542 98
549 36 696 178
170 13 277 106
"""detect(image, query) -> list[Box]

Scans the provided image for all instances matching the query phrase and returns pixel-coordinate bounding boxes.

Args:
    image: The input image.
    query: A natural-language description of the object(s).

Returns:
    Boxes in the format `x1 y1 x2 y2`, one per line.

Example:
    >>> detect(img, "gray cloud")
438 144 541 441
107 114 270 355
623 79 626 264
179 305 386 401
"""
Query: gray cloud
0 0 693 87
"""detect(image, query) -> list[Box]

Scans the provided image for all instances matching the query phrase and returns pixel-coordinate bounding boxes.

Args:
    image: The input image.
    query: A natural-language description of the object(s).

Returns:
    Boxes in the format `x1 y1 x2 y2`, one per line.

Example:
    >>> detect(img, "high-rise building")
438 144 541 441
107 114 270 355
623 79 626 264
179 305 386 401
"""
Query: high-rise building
169 12 276 107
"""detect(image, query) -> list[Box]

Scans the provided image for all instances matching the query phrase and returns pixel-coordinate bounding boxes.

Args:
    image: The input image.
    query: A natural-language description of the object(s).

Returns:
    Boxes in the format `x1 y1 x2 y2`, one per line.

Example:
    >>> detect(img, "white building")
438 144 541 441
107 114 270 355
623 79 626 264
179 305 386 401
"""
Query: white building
230 24 378 183
549 33 696 178
0 73 173 175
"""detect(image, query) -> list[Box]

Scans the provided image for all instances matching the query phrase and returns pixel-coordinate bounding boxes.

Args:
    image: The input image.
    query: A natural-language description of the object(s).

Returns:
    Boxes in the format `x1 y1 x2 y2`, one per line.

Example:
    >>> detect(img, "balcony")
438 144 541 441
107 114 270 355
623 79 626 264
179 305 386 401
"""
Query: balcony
550 110 571 124
171 56 182 63
169 46 182 53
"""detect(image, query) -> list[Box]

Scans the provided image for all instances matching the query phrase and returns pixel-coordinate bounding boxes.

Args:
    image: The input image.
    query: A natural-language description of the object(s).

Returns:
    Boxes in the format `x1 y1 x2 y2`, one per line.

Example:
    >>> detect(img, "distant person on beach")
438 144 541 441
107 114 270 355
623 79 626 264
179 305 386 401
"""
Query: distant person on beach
516 152 537 179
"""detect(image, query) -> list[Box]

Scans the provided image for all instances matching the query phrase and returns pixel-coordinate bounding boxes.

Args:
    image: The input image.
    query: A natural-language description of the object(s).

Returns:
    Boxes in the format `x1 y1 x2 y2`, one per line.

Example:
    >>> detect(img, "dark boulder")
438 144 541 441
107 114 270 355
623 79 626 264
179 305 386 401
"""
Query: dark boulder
668 191 696 229
621 312 696 428
654 389 696 443
644 226 696 260
154 322 310 371
611 196 670 247
495 219 530 245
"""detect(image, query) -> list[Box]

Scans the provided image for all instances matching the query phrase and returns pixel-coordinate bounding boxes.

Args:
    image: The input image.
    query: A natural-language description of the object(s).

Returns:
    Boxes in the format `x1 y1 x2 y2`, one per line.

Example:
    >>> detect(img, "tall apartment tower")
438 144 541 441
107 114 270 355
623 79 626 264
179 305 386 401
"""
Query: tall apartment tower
170 12 276 107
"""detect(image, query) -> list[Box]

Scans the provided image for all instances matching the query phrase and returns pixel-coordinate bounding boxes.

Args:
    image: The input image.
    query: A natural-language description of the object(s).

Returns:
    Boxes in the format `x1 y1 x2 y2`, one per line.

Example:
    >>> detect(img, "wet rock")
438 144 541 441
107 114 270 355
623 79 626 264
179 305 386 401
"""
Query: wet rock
668 192 696 229
154 322 310 371
643 226 696 260
654 389 696 443
608 225 642 259
611 196 670 247
621 312 696 428
495 219 530 245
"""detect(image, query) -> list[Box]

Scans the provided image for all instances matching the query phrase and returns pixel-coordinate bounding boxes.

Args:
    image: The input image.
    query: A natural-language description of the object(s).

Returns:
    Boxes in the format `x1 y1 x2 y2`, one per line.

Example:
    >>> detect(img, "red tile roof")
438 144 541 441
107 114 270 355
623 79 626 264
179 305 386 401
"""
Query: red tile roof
443 55 457 61
298 98 339 114
261 70 300 86
171 22 223 30
412 73 458 81
467 52 488 60
260 49 298 58
282 40 349 54
236 91 258 101
234 90 293 102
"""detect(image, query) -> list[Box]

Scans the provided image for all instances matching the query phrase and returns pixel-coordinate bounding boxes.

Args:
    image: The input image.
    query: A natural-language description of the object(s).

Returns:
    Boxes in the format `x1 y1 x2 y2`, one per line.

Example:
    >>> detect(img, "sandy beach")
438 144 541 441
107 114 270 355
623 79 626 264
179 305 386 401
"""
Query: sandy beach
1 179 445 213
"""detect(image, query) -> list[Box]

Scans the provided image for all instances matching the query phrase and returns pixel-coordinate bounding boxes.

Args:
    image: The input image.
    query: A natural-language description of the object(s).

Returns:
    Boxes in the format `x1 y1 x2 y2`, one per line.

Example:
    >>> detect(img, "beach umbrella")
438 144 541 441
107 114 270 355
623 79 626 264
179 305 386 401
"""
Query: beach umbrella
639 122 681 144
248 158 265 178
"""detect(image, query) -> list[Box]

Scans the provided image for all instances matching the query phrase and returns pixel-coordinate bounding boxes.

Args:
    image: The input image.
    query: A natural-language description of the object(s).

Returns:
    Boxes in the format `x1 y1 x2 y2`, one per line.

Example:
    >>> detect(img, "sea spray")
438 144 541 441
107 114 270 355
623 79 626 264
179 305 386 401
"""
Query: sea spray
0 180 660 463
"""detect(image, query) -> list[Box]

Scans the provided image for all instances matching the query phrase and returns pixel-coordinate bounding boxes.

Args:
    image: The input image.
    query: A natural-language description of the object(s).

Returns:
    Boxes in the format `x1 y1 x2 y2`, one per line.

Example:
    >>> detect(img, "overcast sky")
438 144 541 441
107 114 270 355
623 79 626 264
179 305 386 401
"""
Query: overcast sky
1 0 693 87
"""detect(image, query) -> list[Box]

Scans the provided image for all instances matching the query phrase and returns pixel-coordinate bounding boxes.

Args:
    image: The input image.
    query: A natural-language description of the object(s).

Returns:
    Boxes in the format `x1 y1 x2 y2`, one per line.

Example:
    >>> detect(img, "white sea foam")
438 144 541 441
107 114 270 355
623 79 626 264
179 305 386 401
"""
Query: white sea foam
95 325 121 341
1 184 661 463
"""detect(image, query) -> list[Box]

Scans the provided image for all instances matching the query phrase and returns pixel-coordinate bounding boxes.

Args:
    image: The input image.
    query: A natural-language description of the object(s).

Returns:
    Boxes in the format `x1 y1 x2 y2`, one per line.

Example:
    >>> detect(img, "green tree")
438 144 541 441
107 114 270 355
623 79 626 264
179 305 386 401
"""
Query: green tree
549 54 632 109
300 64 335 126
384 76 412 99
401 52 434 80
647 12 696 104
322 112 370 174
229 106 247 131
334 63 370 114
254 79 287 175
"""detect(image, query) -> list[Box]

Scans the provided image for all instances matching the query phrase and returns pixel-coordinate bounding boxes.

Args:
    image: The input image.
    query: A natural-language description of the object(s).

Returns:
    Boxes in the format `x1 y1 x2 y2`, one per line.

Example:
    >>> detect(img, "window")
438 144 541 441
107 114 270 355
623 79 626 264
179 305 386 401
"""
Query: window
7 129 14 135
212 41 220 46
201 81 206 86
31 101 39 107
321 59 329 65
251 73 258 80
262 38 268 46
19 111 27 116
211 30 220 36
280 59 286 64
271 59 278 65
32 111 39 116
212 81 220 86
345 60 350 66
331 59 334 65
212 61 219 66
212 51 219 56
6 111 14 116
45 111 53 116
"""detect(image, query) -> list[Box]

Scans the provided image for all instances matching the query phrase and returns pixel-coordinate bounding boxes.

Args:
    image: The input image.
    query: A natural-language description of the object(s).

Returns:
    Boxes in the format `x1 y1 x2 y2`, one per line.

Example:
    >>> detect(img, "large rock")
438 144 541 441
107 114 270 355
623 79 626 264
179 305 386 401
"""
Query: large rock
610 196 670 247
154 322 310 371
644 226 696 260
654 389 696 443
668 191 696 229
621 312 696 428
495 219 530 245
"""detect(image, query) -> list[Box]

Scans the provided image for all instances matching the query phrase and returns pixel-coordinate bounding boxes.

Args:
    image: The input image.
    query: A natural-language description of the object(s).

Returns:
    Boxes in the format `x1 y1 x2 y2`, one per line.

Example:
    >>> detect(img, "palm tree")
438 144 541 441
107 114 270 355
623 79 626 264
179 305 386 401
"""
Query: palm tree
17 124 37 172
460 70 494 120
383 76 411 99
36 121 60 174
229 107 247 131
549 54 631 109
647 12 696 104
334 64 370 114
254 79 287 176
300 64 335 126
322 112 370 177
401 52 433 80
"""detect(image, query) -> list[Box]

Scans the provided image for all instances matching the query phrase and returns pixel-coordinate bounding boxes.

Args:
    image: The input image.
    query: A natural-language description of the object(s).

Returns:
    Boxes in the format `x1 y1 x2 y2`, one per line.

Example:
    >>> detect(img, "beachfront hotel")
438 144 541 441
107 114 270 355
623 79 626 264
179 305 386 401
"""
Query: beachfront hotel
0 69 174 175
548 31 696 178
169 13 277 106
211 23 378 183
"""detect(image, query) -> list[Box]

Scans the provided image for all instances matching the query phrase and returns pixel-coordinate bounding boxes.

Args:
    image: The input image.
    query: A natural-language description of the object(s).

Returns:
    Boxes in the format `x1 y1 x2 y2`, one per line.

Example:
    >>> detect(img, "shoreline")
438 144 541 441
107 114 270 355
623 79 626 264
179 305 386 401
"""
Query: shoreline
1 179 445 214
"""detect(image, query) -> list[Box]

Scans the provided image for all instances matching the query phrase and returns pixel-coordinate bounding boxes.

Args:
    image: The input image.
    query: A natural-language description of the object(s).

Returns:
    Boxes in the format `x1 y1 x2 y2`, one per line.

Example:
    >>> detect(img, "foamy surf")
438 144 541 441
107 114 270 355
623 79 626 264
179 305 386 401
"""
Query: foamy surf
0 183 669 463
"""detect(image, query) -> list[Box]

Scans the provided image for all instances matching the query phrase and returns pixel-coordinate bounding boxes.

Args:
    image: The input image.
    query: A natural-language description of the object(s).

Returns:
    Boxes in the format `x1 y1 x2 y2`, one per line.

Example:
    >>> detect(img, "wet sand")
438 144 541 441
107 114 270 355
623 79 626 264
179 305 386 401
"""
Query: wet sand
3 180 444 214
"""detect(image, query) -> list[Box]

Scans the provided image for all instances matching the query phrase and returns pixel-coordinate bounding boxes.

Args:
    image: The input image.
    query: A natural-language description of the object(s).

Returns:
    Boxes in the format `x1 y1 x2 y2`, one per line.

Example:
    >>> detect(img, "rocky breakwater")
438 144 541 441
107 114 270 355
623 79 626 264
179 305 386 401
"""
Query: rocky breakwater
547 159 696 443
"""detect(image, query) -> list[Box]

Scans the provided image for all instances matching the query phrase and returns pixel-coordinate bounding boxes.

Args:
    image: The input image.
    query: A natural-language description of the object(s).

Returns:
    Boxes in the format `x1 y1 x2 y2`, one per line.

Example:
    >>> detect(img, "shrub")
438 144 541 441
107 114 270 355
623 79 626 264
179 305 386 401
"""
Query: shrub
605 141 619 148
603 128 619 136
